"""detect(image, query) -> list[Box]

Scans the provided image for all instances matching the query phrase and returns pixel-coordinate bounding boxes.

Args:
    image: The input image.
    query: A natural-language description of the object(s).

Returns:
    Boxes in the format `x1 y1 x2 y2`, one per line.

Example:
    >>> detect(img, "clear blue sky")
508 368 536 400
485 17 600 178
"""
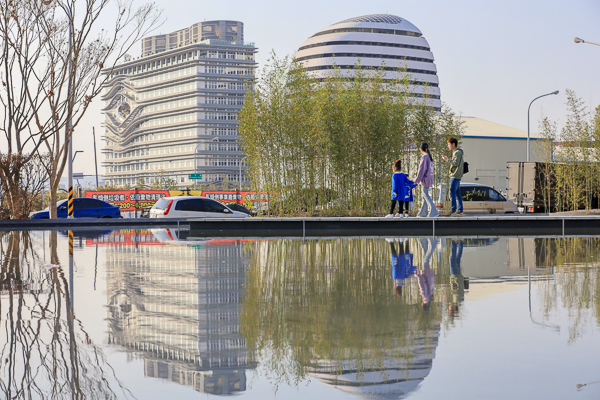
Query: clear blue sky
75 0 600 177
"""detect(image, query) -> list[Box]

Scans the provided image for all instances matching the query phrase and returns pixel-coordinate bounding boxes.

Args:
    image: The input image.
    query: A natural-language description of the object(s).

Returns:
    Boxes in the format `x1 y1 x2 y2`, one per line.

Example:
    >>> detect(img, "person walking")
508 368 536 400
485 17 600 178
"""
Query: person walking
441 137 464 216
414 142 439 218
387 159 416 218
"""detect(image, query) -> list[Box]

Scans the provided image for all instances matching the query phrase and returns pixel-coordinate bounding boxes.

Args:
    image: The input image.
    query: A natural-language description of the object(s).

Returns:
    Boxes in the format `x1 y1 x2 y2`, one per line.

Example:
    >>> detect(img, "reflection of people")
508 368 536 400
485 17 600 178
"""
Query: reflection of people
416 238 438 310
389 239 416 297
449 240 465 317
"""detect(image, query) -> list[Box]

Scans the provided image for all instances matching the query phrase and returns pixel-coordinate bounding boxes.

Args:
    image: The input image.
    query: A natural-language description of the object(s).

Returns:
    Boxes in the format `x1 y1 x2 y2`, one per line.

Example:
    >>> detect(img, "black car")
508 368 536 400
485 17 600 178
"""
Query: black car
226 203 252 215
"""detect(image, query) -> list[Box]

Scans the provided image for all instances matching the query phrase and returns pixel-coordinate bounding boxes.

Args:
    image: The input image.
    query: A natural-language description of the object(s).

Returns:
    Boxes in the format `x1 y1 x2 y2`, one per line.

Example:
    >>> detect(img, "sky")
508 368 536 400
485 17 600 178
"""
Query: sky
73 0 600 178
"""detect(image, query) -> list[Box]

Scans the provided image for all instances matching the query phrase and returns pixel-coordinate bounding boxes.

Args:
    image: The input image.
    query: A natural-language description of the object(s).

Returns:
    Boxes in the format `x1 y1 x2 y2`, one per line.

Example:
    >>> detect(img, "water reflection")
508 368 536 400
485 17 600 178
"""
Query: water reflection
241 238 447 397
2 231 600 398
0 231 128 399
416 238 438 311
389 238 416 297
103 230 256 395
448 240 465 319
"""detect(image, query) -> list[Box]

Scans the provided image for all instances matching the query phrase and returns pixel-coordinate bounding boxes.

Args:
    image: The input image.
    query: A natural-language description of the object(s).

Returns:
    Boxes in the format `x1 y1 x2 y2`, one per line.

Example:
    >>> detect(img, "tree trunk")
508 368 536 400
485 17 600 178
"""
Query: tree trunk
48 183 58 219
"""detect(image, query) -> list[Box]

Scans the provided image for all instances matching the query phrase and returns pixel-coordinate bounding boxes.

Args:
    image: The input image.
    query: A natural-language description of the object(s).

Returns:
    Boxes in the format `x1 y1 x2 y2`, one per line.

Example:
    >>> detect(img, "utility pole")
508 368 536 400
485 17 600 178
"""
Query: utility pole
93 127 99 188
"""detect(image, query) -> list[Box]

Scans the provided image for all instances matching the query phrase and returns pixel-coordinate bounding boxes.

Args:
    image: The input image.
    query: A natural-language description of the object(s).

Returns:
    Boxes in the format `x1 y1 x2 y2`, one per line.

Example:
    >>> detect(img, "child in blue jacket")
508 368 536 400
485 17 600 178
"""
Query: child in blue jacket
387 159 417 218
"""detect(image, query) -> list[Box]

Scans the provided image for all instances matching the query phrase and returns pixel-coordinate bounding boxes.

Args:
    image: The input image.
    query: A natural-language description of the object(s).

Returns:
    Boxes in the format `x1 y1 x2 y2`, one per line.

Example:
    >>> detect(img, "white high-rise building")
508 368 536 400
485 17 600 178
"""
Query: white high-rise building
101 21 257 189
295 14 441 111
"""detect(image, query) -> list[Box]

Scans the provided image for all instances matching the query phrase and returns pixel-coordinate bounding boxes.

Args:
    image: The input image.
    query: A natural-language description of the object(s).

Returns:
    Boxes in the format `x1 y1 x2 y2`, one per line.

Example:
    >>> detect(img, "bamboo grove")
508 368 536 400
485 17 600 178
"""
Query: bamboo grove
535 89 600 212
238 55 464 216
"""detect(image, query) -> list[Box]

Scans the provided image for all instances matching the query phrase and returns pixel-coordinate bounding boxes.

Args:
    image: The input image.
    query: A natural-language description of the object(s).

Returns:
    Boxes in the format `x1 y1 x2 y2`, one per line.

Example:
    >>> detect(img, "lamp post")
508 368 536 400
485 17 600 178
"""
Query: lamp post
238 155 248 192
527 91 559 162
72 150 83 162
194 137 218 190
93 127 99 188
43 0 74 218
574 37 600 47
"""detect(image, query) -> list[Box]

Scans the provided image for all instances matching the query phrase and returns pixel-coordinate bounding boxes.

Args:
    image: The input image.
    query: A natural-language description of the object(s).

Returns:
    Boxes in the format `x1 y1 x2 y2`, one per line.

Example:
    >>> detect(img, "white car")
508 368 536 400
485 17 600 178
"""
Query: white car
149 196 249 218
460 183 519 214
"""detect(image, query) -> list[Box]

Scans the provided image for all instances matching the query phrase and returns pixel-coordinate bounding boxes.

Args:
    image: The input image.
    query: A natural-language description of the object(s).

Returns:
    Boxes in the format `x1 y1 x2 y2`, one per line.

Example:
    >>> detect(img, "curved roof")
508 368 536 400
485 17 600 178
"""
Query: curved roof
318 13 421 35
335 14 403 25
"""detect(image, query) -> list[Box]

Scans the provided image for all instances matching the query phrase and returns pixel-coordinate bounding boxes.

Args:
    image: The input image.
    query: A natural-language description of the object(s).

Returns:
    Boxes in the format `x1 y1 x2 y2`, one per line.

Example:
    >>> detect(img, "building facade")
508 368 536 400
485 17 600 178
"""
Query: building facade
458 116 543 192
101 21 256 189
295 14 441 111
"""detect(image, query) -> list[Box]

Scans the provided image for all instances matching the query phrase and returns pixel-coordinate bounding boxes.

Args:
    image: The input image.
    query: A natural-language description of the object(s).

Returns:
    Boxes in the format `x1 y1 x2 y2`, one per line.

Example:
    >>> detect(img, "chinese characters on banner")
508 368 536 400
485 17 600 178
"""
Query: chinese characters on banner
85 190 264 212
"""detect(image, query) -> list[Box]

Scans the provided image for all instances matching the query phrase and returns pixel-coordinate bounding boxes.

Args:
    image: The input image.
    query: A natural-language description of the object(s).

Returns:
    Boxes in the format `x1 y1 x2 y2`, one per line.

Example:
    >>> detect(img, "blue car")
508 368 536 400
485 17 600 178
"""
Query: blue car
30 198 122 219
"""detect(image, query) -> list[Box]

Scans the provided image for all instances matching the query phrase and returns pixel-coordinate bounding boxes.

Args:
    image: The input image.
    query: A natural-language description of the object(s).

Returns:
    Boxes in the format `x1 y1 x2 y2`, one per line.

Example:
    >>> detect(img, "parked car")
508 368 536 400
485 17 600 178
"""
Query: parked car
30 198 122 219
140 205 153 218
460 183 519 214
149 196 249 218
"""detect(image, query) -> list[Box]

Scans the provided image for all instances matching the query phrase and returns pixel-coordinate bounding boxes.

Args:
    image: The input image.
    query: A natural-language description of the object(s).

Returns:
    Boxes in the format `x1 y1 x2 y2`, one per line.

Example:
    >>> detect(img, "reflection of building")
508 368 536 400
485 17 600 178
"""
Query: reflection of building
144 361 247 395
308 325 440 399
105 233 255 395
295 14 441 111
101 21 257 189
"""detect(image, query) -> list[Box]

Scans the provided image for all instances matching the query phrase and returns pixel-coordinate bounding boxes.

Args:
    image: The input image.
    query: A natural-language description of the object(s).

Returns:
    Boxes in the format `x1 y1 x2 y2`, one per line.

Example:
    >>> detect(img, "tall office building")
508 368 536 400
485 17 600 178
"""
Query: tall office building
101 21 257 189
295 14 441 111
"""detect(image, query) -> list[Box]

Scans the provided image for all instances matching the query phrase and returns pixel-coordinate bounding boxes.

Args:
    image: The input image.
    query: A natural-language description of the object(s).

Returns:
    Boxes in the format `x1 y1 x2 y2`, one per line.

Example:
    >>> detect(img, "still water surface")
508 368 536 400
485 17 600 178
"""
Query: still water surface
1 230 599 399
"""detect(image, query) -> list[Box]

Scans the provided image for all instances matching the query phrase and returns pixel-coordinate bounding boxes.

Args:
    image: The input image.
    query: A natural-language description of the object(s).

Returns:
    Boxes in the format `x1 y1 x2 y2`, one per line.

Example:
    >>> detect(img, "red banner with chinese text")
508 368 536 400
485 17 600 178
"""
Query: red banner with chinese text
85 190 263 211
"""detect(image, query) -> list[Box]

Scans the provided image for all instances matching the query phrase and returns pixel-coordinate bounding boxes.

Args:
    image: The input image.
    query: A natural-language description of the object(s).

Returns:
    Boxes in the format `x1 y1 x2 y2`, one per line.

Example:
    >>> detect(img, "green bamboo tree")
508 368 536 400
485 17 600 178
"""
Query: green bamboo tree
239 55 464 216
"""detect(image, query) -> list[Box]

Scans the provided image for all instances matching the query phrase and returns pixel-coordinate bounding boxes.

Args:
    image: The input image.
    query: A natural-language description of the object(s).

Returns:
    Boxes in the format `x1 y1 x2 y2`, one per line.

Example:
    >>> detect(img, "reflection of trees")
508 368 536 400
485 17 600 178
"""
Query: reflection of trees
535 237 600 343
241 238 453 394
0 231 131 399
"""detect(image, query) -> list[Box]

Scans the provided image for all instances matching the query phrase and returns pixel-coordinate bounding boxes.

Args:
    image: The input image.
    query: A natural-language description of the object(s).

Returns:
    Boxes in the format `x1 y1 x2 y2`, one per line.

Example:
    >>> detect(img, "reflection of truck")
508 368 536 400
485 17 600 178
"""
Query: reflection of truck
506 162 552 213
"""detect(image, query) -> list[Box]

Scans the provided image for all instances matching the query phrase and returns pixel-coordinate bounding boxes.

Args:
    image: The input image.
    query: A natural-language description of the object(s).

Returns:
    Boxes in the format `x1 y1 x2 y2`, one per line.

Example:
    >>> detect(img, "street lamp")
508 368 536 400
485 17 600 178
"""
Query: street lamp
194 137 218 190
43 0 74 218
574 37 600 47
238 156 248 192
73 150 83 162
527 90 559 162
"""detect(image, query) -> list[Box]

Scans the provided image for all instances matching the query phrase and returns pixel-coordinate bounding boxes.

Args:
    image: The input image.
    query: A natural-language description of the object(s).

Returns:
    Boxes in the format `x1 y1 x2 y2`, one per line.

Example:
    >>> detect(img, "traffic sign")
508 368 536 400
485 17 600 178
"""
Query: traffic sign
189 173 203 180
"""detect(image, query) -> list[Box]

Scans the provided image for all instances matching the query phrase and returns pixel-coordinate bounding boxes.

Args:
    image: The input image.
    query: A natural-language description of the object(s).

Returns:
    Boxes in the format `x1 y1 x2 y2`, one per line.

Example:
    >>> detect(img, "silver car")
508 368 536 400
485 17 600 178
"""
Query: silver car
149 196 249 218
460 183 519 214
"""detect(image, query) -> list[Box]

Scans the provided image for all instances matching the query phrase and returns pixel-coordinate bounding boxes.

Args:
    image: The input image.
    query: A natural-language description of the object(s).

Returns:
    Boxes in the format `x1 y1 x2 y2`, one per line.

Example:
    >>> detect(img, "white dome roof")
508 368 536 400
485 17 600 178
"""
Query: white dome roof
336 14 404 25
295 14 441 111
316 14 422 36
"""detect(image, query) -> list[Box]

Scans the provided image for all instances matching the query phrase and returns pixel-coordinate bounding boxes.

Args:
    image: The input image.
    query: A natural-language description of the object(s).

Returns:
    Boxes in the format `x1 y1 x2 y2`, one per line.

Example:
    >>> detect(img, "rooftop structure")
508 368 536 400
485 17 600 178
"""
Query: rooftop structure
295 13 441 111
142 21 244 56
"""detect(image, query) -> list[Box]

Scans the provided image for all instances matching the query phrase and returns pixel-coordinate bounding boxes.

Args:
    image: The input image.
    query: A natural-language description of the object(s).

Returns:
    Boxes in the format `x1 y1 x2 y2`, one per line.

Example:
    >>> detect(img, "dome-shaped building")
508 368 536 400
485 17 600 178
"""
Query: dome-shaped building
295 14 441 111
